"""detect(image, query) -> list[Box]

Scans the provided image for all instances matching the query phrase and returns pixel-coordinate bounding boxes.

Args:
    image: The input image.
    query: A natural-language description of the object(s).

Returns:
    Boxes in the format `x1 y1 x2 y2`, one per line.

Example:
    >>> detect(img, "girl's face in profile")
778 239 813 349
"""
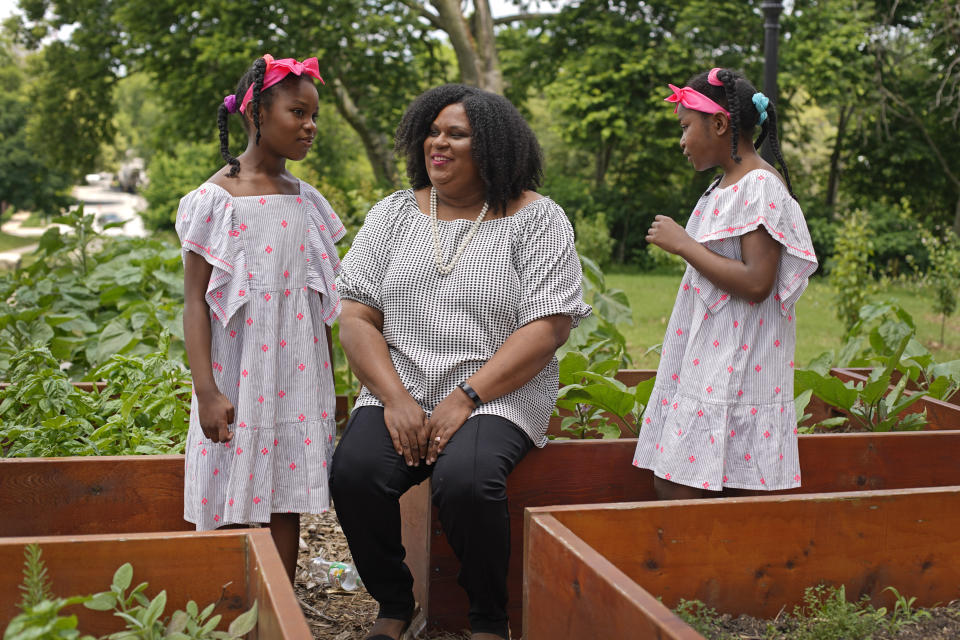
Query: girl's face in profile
252 77 320 161
677 105 723 172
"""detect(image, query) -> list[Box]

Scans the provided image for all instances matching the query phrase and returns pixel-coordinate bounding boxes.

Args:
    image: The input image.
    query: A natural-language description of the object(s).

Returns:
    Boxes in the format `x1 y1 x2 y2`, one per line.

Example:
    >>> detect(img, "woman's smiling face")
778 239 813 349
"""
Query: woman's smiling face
423 102 481 191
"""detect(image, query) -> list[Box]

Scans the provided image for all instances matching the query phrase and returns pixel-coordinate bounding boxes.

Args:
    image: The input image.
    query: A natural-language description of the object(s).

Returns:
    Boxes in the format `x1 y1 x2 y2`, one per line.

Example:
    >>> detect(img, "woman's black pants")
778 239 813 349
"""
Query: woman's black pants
330 406 532 638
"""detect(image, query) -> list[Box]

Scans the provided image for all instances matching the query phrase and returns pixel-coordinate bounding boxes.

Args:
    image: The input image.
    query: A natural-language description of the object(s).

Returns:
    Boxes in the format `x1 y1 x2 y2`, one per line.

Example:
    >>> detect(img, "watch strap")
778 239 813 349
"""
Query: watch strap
458 381 483 408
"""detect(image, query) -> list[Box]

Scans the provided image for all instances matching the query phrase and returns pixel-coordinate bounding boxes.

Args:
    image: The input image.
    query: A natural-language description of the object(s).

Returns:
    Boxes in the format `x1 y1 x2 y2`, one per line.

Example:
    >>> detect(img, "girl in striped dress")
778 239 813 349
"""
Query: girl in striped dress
176 54 345 581
632 68 817 499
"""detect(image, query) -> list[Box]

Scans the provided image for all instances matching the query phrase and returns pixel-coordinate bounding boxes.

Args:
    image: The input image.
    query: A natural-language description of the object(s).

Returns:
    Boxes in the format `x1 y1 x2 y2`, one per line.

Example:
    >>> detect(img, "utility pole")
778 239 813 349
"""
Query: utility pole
761 0 784 163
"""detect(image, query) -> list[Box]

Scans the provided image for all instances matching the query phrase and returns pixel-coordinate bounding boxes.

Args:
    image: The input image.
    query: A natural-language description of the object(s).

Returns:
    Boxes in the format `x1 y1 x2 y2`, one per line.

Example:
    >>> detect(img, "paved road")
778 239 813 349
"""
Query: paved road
0 182 148 266
71 183 148 238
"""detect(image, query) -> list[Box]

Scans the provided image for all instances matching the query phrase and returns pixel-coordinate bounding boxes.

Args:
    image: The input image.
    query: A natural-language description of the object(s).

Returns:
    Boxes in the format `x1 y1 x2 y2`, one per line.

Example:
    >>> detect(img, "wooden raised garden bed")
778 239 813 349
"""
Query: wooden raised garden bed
0 528 312 639
523 486 960 639
0 455 192 537
6 437 956 636
398 430 960 636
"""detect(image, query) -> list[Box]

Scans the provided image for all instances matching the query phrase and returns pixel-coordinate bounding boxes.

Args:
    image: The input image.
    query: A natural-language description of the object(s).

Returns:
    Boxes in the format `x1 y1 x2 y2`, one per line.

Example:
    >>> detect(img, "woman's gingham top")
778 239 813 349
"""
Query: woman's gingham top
336 190 592 447
633 169 818 491
175 180 345 530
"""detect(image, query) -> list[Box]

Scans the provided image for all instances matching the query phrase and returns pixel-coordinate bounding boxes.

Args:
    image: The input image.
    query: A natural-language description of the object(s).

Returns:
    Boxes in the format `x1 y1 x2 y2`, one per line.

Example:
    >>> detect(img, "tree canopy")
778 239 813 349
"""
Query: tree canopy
2 0 959 260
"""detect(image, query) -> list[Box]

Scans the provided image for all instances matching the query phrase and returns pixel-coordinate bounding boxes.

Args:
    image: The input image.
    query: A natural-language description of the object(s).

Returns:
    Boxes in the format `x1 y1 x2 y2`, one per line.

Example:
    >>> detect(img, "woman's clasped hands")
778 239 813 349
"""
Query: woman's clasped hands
382 389 474 466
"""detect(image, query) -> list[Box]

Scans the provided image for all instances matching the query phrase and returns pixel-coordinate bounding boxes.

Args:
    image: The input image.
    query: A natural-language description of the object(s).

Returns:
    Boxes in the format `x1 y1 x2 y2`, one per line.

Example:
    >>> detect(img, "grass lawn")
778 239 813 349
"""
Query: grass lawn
606 271 960 369
0 231 37 252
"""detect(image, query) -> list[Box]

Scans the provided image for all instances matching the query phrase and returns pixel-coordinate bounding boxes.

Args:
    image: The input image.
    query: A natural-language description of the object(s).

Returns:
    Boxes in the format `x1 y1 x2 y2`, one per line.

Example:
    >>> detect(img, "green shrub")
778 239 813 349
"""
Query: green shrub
920 227 960 345
643 243 687 274
829 208 875 333
573 210 615 268
140 141 221 232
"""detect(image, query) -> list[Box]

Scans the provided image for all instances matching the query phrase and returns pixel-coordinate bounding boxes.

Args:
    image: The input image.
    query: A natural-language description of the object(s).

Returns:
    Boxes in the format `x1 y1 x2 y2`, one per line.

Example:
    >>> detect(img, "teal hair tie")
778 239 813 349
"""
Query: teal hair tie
752 92 769 125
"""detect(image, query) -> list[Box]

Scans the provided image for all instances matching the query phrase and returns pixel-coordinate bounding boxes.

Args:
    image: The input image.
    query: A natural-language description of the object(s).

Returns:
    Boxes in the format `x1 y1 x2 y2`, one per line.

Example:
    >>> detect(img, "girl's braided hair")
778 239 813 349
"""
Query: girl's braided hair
687 68 796 200
217 57 294 178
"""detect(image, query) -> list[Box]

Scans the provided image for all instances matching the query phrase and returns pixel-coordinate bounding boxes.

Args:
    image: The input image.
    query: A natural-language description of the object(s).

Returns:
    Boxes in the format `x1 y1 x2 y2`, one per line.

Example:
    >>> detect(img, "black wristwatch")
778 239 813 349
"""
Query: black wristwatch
458 381 483 408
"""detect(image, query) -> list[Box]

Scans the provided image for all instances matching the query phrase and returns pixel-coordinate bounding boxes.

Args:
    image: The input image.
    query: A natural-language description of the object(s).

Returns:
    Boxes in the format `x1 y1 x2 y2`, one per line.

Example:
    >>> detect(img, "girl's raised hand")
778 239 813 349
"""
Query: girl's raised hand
646 215 691 256
196 389 235 443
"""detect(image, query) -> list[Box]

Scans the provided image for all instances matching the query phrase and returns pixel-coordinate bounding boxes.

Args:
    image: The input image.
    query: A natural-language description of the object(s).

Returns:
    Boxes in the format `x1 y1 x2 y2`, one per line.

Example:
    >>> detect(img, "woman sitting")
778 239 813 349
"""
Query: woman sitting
331 83 591 640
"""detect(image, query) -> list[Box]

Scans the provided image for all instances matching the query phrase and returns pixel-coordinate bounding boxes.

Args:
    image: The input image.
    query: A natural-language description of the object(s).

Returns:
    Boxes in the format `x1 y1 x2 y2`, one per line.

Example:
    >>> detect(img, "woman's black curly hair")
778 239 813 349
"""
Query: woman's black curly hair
686 68 796 200
216 57 307 178
394 84 543 216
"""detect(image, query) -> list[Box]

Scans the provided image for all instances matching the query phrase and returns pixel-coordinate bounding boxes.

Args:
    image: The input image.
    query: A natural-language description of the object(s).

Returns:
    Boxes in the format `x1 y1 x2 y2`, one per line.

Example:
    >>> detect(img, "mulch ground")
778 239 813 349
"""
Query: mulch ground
695 601 960 639
295 509 468 640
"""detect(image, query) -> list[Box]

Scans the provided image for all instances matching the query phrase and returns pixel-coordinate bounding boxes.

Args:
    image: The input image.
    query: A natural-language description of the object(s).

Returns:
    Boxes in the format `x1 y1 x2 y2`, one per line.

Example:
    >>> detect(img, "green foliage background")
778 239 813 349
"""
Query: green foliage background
2 0 958 260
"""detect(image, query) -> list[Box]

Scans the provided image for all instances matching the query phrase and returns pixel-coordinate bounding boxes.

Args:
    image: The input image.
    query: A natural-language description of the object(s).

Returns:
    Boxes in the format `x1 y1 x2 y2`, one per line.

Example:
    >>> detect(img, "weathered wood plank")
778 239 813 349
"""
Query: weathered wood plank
0 455 191 536
524 513 702 640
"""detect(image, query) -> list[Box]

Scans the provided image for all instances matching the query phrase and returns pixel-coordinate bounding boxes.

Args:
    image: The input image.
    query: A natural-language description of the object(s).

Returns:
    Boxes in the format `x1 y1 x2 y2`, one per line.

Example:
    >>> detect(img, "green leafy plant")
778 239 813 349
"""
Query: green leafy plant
0 209 185 378
0 342 191 457
790 584 888 640
85 563 257 640
552 256 652 438
554 350 653 438
3 546 257 640
5 544 95 640
560 255 635 369
883 586 932 631
795 326 928 432
839 301 960 402
673 599 723 637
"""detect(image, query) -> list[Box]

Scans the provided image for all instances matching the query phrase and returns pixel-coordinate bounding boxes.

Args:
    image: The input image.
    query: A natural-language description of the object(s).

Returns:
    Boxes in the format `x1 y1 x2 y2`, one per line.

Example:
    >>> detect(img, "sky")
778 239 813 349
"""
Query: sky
0 0 15 21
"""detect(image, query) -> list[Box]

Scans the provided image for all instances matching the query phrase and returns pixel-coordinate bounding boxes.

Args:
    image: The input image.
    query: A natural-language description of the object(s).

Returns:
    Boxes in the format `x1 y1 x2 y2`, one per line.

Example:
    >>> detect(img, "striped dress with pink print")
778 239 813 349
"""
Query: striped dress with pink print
175 180 345 530
633 169 818 491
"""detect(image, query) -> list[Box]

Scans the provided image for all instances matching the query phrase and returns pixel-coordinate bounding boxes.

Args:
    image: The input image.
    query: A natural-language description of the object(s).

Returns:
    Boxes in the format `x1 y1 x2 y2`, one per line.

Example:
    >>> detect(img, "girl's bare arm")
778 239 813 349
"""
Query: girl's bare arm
647 215 781 302
183 251 234 442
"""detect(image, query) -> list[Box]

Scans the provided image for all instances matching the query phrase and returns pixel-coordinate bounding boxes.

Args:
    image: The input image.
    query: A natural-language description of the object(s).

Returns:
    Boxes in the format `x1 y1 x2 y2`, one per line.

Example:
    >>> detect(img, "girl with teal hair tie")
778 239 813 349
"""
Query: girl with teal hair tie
633 68 817 500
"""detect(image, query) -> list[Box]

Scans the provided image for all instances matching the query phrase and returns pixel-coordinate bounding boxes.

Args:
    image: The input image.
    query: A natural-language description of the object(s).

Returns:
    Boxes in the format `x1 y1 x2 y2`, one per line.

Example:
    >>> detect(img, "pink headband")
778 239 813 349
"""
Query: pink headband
236 54 324 115
664 83 730 117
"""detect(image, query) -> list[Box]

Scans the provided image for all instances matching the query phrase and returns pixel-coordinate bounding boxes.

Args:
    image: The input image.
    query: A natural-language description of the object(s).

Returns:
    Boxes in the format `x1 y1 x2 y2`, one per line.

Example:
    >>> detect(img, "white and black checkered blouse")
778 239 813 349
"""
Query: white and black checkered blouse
336 189 592 447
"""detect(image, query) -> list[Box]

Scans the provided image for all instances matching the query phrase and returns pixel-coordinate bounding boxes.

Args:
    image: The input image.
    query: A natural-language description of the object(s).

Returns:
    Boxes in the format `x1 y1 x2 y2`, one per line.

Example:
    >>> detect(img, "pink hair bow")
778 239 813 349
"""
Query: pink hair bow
664 83 730 117
239 54 325 114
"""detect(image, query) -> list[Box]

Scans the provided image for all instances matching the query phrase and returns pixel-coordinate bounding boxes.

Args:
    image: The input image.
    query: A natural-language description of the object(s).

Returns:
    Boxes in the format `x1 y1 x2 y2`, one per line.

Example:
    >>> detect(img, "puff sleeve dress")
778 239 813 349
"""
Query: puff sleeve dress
632 170 817 491
175 180 346 530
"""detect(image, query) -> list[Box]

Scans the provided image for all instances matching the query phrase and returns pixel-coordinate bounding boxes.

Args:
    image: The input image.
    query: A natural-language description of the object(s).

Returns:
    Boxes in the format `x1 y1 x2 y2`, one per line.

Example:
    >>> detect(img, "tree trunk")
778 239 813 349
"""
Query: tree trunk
330 79 399 187
617 216 629 264
430 0 483 89
594 141 613 186
954 193 960 236
471 0 503 93
826 104 851 213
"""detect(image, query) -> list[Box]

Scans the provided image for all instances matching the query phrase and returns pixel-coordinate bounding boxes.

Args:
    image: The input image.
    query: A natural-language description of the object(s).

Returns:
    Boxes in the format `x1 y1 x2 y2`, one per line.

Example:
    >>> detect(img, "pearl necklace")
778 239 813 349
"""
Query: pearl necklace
430 186 489 275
